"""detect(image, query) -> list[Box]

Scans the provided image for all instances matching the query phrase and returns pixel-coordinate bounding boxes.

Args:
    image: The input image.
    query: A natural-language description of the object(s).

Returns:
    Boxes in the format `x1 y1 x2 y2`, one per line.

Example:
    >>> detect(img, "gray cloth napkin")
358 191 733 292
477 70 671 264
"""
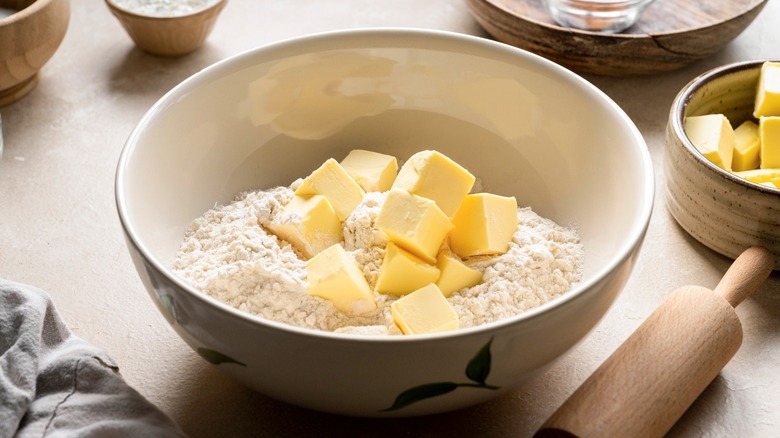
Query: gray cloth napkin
0 279 186 438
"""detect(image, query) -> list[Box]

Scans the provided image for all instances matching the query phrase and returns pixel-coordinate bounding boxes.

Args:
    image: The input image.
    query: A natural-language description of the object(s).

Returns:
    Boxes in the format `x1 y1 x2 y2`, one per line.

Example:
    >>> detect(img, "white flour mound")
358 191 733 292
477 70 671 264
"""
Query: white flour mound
173 186 584 335
112 0 220 16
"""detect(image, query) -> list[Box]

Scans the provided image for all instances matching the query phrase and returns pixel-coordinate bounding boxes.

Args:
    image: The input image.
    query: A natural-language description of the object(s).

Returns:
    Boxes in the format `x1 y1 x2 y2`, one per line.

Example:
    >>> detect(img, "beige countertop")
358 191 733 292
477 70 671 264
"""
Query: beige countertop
2 1 779 436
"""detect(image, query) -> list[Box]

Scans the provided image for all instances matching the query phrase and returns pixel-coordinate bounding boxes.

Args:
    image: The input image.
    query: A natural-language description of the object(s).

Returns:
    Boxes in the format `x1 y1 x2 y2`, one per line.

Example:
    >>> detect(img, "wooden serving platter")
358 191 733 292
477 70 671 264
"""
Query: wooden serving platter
466 0 767 76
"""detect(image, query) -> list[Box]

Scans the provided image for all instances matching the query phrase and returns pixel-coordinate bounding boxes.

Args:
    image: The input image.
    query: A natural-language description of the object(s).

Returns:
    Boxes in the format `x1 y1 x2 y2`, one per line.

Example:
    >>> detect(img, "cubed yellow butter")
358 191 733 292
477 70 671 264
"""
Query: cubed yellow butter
376 188 453 263
267 195 343 259
450 193 518 258
760 117 780 169
340 149 398 192
435 253 483 297
732 120 761 171
374 242 440 296
391 284 459 335
295 158 365 221
683 114 734 171
392 150 475 217
306 244 376 315
734 168 780 185
754 62 780 118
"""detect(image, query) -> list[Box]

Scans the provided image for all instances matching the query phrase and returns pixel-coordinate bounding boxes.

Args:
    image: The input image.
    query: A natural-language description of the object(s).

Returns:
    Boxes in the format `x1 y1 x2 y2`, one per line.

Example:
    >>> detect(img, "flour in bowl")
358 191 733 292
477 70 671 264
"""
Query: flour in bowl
112 0 220 16
172 185 584 335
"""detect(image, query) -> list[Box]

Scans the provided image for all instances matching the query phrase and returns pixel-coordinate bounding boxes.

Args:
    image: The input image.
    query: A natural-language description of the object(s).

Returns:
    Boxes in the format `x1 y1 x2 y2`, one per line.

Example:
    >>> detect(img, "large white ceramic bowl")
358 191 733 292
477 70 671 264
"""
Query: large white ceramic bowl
115 28 653 417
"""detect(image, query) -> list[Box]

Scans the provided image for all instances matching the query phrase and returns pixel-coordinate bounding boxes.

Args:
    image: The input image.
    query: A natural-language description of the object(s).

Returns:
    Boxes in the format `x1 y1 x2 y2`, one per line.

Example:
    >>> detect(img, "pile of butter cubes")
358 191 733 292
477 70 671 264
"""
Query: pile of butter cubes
266 149 518 335
685 62 780 187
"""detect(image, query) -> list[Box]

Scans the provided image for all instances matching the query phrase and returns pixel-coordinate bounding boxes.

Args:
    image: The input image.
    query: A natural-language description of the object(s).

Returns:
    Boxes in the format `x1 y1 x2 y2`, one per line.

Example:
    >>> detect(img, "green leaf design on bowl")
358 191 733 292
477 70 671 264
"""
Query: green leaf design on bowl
382 338 499 412
381 382 459 412
157 294 176 325
465 339 492 385
196 347 246 366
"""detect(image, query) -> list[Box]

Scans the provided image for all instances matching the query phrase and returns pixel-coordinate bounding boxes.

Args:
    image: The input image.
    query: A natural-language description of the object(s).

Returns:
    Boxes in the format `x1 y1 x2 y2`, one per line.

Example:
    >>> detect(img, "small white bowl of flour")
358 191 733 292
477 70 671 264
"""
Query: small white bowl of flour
105 0 226 56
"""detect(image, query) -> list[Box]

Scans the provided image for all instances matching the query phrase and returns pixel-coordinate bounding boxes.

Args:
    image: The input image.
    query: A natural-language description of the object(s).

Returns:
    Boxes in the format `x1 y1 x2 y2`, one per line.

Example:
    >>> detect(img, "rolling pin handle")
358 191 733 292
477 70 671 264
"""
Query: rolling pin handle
714 246 774 308
535 246 774 438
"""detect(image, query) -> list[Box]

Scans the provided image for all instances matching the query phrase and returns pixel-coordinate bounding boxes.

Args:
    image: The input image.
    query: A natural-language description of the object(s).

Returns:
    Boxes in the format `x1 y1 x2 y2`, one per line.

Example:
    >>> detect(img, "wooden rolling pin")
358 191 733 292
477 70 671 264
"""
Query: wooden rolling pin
535 246 775 438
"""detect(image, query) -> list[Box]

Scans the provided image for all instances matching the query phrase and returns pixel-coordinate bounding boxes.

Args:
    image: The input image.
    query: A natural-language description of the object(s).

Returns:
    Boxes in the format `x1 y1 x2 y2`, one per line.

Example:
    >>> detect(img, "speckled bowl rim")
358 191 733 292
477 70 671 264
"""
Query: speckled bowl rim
115 28 655 344
104 0 226 21
670 59 780 195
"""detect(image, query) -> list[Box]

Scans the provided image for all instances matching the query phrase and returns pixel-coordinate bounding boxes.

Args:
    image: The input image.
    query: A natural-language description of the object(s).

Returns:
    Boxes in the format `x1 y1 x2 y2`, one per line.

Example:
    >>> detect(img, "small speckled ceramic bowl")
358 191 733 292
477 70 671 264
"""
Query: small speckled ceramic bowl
665 60 780 268
105 0 226 56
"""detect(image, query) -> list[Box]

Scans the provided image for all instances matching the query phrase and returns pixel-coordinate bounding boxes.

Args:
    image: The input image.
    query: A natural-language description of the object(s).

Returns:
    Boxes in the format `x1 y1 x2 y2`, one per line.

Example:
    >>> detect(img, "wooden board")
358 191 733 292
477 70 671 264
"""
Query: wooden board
466 0 767 76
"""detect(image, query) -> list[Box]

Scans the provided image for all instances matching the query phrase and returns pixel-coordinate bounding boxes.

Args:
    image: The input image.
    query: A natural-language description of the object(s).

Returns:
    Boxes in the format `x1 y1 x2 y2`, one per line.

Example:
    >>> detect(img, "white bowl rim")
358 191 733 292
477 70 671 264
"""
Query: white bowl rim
670 59 780 195
115 27 655 344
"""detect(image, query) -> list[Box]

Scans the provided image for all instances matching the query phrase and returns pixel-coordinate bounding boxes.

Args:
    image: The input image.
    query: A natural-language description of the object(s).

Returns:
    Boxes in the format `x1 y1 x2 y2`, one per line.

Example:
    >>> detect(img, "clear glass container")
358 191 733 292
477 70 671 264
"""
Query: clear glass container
543 0 656 33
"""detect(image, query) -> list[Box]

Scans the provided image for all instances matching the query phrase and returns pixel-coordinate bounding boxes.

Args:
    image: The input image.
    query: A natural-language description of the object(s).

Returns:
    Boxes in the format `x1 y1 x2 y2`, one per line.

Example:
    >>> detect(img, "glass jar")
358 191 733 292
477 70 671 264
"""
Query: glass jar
543 0 656 33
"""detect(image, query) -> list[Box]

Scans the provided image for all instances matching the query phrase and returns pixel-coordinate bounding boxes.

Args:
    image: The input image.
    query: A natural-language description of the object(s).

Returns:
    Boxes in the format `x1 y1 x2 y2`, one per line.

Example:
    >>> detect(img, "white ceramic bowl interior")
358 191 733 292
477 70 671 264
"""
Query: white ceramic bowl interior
116 28 653 416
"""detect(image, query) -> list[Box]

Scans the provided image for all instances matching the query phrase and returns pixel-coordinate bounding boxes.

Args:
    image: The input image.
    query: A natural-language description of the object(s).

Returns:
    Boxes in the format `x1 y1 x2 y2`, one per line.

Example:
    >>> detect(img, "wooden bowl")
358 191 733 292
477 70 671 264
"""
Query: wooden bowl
467 0 767 77
665 60 780 268
0 0 70 107
105 0 226 57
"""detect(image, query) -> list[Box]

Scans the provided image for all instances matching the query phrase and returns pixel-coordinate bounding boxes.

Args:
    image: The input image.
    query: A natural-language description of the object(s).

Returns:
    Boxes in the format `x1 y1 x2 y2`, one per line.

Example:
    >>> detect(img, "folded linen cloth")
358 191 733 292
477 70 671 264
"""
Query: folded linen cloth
0 279 185 437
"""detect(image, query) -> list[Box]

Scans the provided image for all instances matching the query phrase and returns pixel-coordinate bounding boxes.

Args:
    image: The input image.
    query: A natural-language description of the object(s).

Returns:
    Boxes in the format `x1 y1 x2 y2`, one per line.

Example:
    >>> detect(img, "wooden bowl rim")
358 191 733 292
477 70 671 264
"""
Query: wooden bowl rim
0 0 60 26
479 0 767 40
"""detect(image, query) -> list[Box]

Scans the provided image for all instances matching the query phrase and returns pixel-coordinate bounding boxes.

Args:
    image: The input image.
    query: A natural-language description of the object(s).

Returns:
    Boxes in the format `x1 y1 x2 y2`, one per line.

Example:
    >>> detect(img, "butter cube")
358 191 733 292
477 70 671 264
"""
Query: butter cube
392 150 475 217
340 149 398 192
267 195 343 259
391 284 459 335
435 253 483 297
450 193 518 258
732 120 761 171
374 243 440 296
760 117 780 169
754 62 780 118
306 244 376 315
734 168 780 185
295 158 366 220
683 114 734 171
376 188 453 263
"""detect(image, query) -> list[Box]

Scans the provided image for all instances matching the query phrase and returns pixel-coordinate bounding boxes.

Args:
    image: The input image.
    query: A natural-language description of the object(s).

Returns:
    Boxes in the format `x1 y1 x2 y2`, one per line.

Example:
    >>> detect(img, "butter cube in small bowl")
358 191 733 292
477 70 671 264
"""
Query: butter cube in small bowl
666 60 780 267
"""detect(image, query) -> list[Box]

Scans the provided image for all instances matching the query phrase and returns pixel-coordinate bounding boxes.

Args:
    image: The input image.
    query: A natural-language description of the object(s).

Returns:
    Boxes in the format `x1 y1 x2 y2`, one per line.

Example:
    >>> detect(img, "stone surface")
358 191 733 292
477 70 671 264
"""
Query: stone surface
0 1 778 436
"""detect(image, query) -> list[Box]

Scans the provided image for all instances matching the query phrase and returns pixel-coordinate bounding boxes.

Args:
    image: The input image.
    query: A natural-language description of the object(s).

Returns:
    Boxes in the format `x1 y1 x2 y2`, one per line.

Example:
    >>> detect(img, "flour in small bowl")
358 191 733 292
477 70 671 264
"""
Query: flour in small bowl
112 0 220 16
173 185 584 335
